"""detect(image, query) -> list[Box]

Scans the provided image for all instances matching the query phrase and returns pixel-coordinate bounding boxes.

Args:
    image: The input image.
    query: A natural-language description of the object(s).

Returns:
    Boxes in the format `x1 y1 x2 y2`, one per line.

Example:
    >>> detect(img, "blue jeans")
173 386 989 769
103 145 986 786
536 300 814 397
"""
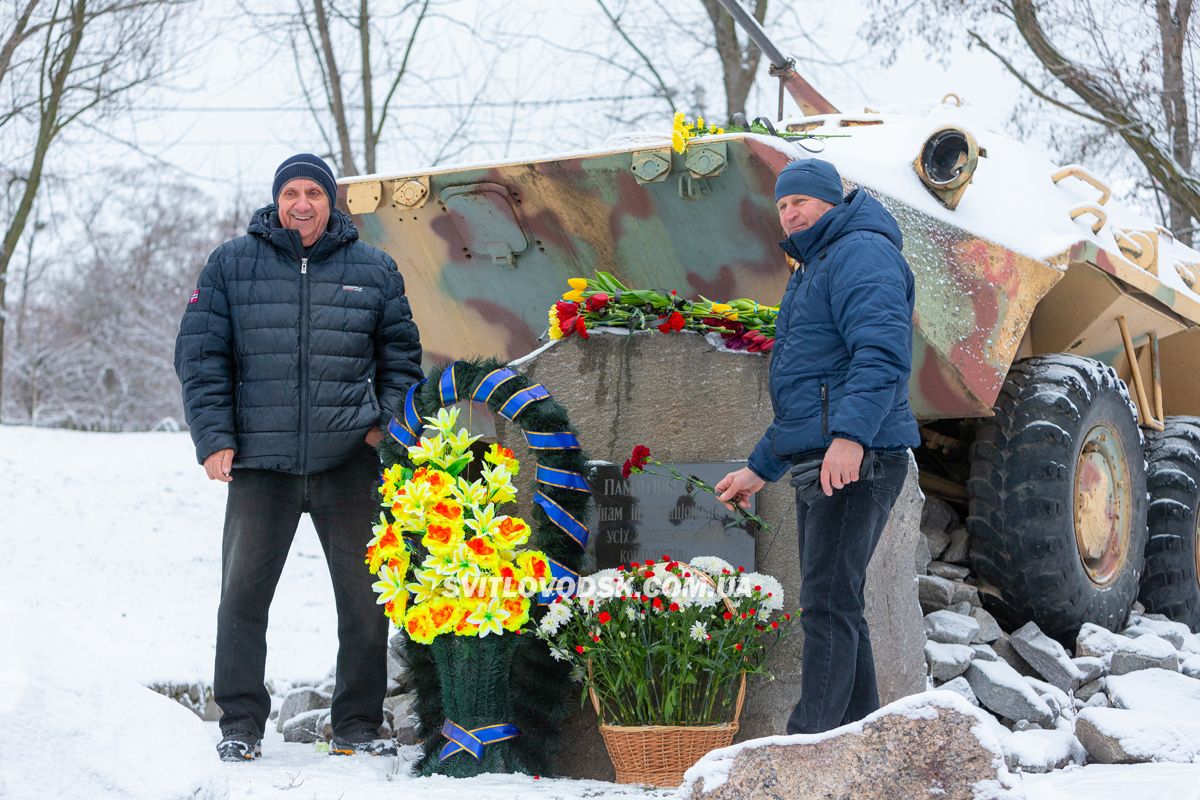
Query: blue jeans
785 449 909 734
214 445 387 739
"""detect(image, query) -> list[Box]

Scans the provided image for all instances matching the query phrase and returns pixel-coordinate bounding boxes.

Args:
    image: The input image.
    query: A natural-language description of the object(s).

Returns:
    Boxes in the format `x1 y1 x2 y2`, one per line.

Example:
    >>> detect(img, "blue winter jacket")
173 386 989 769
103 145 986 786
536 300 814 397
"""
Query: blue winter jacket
747 189 920 482
174 205 424 475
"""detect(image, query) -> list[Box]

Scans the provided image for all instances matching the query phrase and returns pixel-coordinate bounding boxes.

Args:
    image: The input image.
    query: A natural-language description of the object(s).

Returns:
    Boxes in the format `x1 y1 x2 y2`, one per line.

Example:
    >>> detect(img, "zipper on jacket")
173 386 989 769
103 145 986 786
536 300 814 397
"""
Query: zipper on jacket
821 383 829 437
299 256 310 472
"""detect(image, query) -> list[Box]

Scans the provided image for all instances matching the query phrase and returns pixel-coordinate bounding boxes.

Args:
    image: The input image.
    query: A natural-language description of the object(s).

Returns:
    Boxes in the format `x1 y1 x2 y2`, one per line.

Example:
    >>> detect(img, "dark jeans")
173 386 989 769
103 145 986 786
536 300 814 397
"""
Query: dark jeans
215 445 387 740
786 448 909 735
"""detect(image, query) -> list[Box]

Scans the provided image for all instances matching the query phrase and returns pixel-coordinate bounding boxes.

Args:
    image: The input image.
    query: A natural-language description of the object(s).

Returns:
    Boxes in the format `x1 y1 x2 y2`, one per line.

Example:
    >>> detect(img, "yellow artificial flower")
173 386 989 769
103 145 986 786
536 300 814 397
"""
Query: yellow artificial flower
426 596 460 635
467 597 511 638
446 427 483 457
406 567 443 605
492 516 531 549
516 551 552 591
465 503 505 539
483 443 519 474
453 600 483 636
424 550 459 578
384 594 408 626
372 562 409 607
422 520 465 556
446 543 483 583
548 306 563 340
425 406 459 436
567 278 588 291
451 478 489 509
404 605 437 645
500 595 530 632
408 435 443 465
481 464 517 505
463 534 501 573
561 288 585 303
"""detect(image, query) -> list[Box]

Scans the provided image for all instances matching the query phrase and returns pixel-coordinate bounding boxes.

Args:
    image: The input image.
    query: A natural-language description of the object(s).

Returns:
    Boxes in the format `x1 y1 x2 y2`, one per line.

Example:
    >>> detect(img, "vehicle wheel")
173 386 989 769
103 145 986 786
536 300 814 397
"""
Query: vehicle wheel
1138 417 1200 631
967 354 1148 640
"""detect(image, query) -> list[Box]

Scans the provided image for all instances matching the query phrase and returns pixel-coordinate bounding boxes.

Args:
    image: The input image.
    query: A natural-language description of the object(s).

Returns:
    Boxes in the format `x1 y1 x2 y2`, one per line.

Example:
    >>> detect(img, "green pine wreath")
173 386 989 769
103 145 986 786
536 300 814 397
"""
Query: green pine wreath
378 356 591 777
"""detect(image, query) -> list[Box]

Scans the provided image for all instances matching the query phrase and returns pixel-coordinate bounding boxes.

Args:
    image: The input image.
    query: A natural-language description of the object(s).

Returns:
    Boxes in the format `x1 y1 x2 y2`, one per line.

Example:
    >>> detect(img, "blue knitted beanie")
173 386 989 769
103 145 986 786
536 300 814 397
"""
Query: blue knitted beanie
774 158 844 204
272 153 338 204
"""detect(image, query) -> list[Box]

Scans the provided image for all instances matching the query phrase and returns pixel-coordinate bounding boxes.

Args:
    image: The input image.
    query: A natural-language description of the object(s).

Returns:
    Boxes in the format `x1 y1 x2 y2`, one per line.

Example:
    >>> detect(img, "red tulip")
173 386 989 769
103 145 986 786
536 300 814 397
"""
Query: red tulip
585 292 610 312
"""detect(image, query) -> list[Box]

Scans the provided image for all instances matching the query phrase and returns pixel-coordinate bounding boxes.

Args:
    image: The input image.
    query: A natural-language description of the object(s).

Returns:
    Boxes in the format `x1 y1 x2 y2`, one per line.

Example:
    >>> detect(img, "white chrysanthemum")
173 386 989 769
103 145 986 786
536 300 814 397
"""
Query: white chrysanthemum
578 568 628 602
624 605 637 621
689 555 734 578
548 646 569 662
538 602 571 636
689 621 709 642
740 572 785 612
677 575 722 609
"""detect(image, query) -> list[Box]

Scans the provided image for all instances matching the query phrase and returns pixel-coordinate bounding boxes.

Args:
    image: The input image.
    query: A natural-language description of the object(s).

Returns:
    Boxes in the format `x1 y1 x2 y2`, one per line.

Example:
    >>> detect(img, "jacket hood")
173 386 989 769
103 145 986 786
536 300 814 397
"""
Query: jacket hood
247 204 359 258
779 189 903 265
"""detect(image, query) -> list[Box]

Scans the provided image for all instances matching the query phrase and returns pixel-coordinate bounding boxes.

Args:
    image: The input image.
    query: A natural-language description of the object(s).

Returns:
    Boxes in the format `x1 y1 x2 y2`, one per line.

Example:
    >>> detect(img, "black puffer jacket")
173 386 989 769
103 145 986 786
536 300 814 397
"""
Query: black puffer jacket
175 205 423 474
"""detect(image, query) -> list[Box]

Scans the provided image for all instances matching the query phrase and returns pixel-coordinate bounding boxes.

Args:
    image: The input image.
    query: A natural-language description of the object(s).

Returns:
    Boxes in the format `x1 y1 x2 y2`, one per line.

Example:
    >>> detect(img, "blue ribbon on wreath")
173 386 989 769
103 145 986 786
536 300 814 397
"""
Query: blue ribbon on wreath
533 490 589 549
438 719 520 762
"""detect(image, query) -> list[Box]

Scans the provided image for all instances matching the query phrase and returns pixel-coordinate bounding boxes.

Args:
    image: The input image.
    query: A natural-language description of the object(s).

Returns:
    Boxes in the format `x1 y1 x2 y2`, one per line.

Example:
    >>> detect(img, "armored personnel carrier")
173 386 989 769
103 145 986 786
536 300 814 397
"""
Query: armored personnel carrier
337 6 1200 640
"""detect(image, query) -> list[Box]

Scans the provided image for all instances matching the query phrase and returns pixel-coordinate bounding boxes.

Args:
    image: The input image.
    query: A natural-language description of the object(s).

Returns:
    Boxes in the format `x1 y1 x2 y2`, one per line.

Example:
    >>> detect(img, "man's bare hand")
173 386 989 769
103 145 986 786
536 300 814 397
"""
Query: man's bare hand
820 437 864 496
203 448 235 482
715 467 765 510
365 427 384 448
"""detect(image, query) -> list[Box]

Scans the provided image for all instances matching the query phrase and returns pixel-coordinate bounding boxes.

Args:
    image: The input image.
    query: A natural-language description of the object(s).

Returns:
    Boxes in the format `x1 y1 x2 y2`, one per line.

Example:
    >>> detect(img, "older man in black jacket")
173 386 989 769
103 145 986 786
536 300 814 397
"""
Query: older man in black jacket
175 153 423 762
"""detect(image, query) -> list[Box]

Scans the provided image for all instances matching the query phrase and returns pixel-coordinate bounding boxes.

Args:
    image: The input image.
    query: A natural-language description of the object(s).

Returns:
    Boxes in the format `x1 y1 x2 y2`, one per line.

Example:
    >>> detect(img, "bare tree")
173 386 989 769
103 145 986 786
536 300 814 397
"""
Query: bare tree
5 172 243 429
255 0 435 176
0 0 194 417
863 0 1199 245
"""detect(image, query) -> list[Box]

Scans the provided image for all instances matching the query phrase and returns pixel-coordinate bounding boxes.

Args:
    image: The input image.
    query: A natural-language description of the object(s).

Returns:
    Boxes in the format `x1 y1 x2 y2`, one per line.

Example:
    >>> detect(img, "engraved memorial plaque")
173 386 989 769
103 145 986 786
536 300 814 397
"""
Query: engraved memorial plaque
586 461 758 571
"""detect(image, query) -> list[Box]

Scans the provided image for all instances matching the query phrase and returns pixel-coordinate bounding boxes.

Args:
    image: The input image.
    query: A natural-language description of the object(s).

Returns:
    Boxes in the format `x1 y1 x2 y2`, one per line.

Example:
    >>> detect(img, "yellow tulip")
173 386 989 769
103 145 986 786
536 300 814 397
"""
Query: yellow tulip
562 289 585 303
568 278 588 291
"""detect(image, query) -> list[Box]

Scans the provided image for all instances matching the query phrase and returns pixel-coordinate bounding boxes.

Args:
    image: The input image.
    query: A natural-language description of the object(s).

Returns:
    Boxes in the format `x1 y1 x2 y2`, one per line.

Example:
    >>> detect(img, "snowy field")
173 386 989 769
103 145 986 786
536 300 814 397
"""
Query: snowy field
1 425 1198 799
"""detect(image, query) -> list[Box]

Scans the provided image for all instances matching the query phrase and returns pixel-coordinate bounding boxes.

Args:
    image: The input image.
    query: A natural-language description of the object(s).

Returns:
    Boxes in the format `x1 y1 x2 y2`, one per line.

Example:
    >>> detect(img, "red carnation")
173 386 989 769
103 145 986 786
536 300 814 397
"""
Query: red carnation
575 645 586 654
722 611 733 620
657 310 686 333
598 611 612 624
734 643 743 651
668 602 680 612
652 597 664 610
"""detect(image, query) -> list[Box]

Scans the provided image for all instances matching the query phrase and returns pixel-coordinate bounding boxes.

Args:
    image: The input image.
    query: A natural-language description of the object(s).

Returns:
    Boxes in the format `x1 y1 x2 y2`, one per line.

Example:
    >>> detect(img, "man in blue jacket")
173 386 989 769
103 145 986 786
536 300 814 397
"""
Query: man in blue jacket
175 154 423 761
716 158 920 734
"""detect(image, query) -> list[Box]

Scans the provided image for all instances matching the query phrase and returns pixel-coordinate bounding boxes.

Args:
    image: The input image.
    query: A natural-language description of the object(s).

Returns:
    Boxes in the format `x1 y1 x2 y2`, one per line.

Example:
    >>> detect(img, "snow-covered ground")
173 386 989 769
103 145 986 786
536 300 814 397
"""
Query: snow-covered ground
2 425 1198 799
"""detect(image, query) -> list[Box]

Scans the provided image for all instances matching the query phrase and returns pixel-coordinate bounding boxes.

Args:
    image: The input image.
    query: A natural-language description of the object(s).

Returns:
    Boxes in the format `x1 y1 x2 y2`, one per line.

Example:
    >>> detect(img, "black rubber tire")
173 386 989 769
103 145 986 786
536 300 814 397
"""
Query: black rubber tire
1138 416 1200 632
967 354 1148 641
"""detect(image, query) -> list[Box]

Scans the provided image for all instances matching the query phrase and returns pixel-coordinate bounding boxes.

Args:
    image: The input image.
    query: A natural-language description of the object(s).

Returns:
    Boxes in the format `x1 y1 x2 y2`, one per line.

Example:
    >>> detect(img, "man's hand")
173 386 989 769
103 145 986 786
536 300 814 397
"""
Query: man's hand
203 448 235 483
715 467 766 510
365 427 384 448
821 437 864 496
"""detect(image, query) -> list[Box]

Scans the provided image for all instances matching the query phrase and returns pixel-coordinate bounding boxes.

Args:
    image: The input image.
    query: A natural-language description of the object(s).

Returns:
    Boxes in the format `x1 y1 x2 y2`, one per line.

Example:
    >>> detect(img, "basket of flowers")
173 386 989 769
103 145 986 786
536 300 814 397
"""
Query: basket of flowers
537 555 795 787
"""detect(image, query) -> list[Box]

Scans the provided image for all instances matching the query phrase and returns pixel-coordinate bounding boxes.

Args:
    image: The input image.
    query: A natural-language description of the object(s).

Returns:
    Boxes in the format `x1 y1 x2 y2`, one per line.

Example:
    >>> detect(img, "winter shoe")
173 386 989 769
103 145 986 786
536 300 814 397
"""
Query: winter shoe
329 732 397 757
216 730 262 762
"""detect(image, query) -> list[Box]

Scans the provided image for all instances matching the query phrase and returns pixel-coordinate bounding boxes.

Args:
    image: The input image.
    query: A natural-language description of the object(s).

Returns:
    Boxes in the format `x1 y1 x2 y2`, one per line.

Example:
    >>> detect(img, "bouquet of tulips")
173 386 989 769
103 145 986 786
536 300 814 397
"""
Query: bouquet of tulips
547 271 778 352
535 555 795 726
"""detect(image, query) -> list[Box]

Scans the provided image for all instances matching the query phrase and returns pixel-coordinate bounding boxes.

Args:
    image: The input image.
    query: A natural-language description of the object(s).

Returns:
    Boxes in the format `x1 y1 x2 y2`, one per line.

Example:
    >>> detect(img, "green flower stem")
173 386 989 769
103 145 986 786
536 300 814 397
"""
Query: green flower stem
637 460 771 534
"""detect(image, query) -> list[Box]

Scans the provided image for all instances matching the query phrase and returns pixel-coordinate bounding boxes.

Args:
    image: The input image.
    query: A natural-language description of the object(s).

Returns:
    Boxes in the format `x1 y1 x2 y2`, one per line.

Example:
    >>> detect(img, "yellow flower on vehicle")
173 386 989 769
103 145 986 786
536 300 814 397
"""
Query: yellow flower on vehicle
548 305 564 340
561 288 585 303
567 278 588 291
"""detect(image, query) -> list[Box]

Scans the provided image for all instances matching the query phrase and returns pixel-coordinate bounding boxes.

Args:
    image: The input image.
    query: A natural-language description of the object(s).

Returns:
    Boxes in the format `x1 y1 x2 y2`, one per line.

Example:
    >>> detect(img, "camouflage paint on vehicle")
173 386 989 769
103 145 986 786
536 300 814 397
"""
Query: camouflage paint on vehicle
341 132 1200 421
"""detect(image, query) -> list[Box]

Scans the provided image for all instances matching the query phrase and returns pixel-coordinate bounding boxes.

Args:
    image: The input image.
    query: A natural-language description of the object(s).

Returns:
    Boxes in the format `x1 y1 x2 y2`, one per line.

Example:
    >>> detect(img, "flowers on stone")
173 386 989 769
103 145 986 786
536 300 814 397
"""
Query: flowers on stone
543 271 776 347
621 444 652 479
534 558 795 727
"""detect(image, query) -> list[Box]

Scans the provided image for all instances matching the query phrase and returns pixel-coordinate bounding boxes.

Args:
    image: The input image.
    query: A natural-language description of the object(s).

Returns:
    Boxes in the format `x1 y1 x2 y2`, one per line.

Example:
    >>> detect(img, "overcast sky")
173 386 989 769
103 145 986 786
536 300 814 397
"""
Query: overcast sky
88 0 1026 199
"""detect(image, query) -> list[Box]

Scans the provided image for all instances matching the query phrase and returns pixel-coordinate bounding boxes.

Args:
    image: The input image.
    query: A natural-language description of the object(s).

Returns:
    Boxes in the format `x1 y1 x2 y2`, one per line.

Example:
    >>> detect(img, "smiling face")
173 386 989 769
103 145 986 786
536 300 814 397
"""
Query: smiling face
277 178 330 246
777 193 835 235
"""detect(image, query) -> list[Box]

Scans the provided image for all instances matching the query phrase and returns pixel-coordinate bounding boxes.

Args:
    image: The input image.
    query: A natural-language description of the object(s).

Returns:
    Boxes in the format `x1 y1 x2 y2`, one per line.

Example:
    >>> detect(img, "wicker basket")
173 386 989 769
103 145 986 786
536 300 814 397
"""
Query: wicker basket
589 673 746 787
